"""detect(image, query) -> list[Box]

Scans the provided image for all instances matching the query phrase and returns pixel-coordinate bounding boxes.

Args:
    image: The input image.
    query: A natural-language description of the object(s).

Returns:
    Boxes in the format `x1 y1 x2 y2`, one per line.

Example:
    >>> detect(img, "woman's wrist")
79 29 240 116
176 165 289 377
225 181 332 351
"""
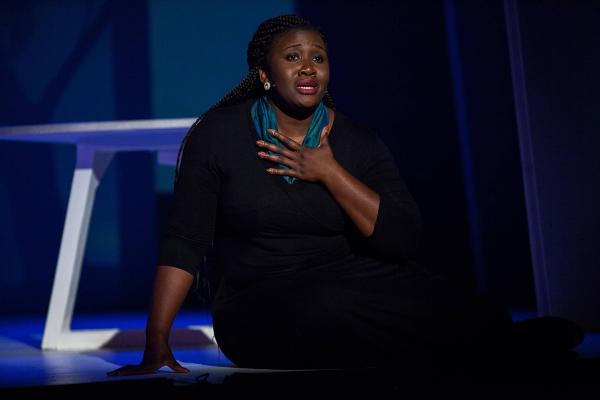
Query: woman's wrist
145 330 169 347
320 160 344 187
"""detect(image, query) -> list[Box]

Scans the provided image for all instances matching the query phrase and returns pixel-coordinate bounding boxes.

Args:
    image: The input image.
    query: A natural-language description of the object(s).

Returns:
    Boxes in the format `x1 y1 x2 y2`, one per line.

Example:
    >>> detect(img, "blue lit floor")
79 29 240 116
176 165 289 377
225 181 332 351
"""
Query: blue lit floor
1 310 599 397
0 310 245 389
0 310 350 392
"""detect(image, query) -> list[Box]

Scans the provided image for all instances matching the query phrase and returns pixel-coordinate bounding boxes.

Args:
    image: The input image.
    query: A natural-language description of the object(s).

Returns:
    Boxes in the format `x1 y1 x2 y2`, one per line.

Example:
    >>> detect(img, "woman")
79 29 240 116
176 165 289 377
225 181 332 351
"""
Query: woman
108 15 582 378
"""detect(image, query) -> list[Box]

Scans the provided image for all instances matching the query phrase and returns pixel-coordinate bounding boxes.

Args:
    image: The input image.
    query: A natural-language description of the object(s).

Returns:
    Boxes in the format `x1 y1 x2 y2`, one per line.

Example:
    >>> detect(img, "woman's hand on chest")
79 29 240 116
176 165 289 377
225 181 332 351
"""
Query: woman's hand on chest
255 126 338 183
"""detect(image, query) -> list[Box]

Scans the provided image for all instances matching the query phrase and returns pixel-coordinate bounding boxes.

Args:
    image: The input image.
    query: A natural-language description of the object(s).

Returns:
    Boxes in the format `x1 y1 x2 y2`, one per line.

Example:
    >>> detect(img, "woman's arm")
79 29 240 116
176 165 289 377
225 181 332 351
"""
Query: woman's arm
258 126 379 235
321 163 380 237
258 126 421 263
146 265 194 346
107 265 193 376
346 132 422 263
109 117 221 377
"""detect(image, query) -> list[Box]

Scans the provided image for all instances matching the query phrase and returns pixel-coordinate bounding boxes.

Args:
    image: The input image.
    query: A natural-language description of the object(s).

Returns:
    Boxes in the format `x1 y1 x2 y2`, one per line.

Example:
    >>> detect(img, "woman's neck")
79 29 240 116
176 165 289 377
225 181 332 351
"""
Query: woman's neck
268 98 315 142
274 109 314 142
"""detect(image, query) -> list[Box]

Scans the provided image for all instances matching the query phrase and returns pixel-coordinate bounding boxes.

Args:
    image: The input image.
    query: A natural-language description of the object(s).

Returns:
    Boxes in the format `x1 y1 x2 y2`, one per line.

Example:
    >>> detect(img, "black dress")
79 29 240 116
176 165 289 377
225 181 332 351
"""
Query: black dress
158 98 513 371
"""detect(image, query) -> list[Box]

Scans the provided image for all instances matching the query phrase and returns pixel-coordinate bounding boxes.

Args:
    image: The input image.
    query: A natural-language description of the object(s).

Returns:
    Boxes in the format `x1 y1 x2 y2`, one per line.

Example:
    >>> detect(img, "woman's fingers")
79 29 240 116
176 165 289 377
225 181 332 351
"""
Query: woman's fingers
266 167 299 177
107 364 156 376
166 359 190 373
319 126 329 145
106 360 188 377
257 128 333 181
256 140 295 158
257 150 296 168
256 138 298 169
267 129 301 150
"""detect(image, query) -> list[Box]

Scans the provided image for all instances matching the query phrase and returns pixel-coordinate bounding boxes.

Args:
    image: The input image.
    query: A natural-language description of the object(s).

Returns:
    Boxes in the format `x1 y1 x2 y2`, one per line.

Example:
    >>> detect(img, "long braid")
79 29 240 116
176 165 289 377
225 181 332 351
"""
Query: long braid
174 15 335 304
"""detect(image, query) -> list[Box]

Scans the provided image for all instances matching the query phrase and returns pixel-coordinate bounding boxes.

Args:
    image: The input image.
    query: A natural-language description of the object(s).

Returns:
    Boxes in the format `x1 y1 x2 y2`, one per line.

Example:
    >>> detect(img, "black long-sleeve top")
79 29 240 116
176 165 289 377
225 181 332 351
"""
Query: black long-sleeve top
157 98 423 293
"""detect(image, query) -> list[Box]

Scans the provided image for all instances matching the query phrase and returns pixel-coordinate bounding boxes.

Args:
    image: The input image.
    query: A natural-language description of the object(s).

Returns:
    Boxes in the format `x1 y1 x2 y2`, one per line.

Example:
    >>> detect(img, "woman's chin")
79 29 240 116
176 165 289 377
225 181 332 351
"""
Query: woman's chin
271 93 324 118
293 95 323 110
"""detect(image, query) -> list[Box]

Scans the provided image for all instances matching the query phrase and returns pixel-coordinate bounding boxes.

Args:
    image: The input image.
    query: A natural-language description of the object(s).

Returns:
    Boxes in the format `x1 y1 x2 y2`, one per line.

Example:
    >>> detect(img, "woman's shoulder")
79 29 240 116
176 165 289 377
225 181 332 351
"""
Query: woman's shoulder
333 110 380 146
194 99 251 130
206 98 253 121
186 99 253 143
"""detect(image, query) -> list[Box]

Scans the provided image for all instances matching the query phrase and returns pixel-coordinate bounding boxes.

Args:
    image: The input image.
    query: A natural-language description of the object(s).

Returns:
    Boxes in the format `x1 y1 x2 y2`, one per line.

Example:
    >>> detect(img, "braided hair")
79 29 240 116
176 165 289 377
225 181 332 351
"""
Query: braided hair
177 15 335 304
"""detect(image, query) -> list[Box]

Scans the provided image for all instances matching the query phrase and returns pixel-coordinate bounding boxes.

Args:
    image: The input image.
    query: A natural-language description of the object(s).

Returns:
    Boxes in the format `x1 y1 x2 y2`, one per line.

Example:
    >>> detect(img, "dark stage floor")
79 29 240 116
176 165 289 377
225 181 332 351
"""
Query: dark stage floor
1 310 598 399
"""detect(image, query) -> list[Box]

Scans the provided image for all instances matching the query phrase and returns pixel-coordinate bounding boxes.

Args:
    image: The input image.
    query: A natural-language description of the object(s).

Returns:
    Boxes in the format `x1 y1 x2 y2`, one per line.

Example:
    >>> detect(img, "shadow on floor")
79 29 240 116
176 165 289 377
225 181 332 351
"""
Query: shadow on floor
2 354 600 400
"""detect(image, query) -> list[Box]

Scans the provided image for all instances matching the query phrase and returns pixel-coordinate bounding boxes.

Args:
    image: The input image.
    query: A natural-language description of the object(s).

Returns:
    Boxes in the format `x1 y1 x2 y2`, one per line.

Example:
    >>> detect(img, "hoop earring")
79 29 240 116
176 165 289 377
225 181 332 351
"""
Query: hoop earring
264 81 271 91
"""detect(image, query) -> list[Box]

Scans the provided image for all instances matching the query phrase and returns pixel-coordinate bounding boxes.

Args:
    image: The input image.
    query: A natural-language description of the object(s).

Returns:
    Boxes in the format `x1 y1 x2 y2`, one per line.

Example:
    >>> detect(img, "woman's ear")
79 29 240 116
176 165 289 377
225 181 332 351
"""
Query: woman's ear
258 67 269 85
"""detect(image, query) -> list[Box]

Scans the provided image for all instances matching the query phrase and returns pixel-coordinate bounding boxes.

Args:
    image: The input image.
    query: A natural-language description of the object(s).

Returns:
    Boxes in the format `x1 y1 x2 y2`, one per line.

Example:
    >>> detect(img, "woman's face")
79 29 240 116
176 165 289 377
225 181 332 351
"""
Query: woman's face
260 29 330 113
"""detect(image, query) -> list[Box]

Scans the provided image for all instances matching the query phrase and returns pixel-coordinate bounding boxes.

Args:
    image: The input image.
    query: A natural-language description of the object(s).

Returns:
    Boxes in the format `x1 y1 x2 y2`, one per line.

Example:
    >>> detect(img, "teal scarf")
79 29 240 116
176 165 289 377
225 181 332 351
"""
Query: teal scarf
251 96 329 184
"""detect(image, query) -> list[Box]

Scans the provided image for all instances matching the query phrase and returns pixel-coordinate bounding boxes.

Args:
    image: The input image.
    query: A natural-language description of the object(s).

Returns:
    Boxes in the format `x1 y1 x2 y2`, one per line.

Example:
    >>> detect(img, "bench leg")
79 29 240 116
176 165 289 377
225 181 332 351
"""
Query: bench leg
42 151 115 350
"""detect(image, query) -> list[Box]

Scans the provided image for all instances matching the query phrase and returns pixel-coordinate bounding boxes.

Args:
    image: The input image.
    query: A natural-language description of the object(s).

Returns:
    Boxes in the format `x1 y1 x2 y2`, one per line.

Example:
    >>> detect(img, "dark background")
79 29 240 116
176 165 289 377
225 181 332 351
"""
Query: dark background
1 0 598 330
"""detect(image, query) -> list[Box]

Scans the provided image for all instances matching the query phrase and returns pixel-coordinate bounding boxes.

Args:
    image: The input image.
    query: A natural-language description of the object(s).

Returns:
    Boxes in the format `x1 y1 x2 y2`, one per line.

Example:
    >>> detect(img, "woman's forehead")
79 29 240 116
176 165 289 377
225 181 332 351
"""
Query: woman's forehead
271 29 326 51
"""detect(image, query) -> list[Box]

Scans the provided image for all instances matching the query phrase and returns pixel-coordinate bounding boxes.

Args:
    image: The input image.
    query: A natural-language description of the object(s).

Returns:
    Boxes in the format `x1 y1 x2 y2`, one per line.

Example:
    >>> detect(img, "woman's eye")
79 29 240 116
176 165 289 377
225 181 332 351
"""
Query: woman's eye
286 53 299 61
313 55 324 63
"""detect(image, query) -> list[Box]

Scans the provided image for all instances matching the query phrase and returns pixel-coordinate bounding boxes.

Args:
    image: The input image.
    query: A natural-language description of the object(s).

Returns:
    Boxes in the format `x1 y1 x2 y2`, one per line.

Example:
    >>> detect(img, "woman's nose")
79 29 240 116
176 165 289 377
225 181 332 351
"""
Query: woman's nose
299 62 316 75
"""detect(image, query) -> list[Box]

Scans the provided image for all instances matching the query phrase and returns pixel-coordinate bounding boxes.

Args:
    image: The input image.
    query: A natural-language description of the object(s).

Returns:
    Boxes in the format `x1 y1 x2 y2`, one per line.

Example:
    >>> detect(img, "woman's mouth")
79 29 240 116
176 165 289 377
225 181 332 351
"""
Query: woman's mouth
296 79 319 95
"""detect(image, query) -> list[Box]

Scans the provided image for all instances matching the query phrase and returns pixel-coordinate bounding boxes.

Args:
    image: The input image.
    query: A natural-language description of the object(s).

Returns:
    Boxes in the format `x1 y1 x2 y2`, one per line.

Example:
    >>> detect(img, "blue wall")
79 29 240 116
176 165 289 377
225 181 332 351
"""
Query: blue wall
148 1 294 118
0 0 294 314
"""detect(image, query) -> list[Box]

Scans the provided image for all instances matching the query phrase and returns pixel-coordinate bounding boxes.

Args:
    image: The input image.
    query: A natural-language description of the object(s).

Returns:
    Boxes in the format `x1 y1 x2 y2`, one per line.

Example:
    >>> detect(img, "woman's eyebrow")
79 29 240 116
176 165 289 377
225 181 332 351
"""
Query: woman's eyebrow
283 43 326 50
